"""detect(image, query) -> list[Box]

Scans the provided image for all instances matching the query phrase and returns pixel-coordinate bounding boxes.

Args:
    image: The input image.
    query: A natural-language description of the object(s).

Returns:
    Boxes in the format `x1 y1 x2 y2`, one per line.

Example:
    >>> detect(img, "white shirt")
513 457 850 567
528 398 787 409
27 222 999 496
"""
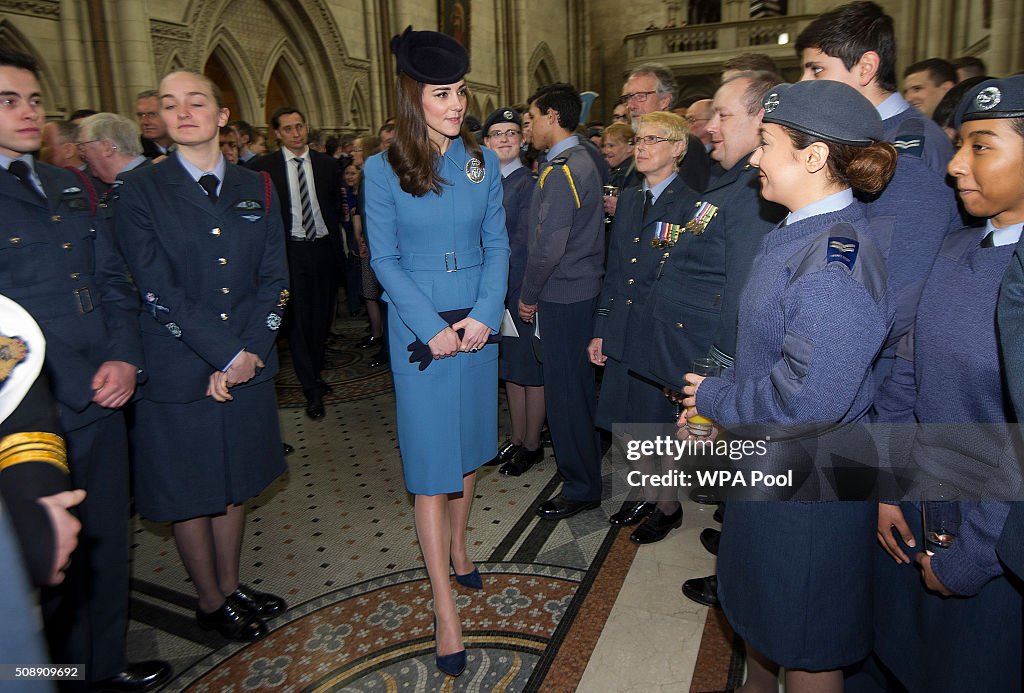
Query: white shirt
283 147 329 240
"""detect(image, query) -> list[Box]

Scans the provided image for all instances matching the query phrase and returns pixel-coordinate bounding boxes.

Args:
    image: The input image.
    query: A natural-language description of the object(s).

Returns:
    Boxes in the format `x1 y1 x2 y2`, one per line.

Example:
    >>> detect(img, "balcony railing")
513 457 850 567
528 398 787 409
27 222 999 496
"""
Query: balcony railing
625 14 818 60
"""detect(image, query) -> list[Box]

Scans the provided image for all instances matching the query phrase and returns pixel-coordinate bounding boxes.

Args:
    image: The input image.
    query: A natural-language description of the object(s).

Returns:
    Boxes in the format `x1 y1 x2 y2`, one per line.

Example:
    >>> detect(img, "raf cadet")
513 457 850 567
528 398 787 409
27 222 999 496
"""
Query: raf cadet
796 1 962 382
0 48 171 691
518 83 605 521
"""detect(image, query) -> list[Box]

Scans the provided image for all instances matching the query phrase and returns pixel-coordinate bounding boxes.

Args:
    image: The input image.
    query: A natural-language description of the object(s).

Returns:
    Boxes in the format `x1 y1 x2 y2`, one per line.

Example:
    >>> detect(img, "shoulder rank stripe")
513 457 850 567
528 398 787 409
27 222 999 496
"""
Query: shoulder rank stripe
538 163 581 209
892 139 922 149
826 237 859 269
0 432 69 474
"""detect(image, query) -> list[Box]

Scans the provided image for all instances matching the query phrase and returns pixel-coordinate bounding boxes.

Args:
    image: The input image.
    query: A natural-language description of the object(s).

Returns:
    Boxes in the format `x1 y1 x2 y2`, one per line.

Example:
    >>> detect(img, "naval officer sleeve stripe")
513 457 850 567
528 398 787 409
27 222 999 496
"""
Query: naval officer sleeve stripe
0 432 69 474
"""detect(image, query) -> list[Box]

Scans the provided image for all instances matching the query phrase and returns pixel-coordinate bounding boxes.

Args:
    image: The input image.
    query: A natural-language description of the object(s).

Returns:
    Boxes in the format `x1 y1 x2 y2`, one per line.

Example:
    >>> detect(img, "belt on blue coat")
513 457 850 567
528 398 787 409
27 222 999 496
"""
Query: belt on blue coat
399 248 484 273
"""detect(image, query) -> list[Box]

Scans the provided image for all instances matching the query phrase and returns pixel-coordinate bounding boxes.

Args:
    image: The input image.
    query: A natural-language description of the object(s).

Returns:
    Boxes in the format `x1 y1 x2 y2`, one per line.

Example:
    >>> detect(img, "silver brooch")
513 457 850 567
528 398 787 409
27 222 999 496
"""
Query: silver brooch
465 158 485 183
166 322 182 338
764 93 780 113
266 313 282 331
975 86 1001 111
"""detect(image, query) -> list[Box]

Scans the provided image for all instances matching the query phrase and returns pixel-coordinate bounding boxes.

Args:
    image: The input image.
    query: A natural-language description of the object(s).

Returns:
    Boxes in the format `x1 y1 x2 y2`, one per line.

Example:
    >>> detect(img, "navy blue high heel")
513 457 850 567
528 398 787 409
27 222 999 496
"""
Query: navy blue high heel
432 616 467 677
454 566 482 590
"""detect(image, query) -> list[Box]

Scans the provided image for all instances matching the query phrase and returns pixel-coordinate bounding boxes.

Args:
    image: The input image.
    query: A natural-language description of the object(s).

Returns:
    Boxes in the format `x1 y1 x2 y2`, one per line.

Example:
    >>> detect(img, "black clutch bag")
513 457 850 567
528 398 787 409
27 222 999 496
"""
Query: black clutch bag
406 308 501 370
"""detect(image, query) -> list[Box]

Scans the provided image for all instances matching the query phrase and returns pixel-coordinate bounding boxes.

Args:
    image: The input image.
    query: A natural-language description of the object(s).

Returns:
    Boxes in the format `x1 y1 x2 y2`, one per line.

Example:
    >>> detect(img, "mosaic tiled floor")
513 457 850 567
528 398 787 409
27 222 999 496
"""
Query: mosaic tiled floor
125 317 642 691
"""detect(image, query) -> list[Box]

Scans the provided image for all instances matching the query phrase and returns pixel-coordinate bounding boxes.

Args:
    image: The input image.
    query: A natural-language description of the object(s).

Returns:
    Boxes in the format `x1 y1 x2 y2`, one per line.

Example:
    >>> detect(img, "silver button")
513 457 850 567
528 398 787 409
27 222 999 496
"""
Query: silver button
62 242 72 250
218 257 228 266
221 287 230 294
630 257 637 264
70 272 80 280
626 299 633 305
662 252 670 259
633 237 640 243
627 278 635 285
9 237 20 245
51 215 61 223
676 322 685 328
211 228 222 236
219 313 229 321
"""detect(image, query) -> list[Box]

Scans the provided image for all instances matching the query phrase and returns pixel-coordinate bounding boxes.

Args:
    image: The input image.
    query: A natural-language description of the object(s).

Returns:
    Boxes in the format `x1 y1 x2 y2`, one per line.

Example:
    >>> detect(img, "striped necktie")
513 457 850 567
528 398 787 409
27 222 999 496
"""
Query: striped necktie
294 157 316 240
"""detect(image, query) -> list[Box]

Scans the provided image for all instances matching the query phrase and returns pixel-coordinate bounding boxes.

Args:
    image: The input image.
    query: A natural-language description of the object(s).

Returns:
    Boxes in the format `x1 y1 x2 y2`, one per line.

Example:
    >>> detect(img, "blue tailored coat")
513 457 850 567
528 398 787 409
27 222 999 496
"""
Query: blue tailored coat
594 177 699 429
0 162 142 432
113 155 289 521
635 154 785 390
363 139 510 496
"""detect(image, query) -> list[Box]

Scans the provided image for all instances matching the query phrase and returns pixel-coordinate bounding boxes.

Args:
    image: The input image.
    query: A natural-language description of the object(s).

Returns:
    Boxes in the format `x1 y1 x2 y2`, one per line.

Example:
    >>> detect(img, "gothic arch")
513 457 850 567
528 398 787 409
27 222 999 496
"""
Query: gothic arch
484 97 496 115
262 42 316 125
203 27 261 123
0 19 63 114
348 82 370 132
187 0 350 128
527 42 561 92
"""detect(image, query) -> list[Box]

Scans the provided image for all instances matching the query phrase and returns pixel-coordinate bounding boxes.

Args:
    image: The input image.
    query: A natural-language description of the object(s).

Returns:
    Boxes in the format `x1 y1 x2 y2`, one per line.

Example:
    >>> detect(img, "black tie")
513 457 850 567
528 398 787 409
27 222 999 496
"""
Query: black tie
642 190 654 223
198 173 219 204
981 231 995 248
8 159 44 199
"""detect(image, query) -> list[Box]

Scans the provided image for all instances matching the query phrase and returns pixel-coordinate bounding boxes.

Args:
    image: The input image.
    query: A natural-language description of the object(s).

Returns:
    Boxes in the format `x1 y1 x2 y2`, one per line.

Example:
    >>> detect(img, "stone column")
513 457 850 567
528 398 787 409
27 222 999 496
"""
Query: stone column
59 0 95 112
112 0 156 113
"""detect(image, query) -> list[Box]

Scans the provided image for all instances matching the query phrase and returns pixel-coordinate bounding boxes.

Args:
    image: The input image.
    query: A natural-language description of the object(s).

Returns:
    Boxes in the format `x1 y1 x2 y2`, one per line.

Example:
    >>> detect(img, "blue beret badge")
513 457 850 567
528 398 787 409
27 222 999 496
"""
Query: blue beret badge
266 313 282 331
975 86 1001 111
503 110 514 121
827 237 859 270
465 158 485 183
764 93 781 113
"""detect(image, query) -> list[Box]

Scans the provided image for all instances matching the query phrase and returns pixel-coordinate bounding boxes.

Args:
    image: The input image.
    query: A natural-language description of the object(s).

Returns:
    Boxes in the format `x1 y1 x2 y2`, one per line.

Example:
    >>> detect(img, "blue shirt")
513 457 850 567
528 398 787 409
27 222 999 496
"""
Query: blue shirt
501 159 525 178
547 134 580 161
643 171 678 205
117 155 149 177
877 91 911 120
987 219 1024 247
177 153 227 198
785 189 855 227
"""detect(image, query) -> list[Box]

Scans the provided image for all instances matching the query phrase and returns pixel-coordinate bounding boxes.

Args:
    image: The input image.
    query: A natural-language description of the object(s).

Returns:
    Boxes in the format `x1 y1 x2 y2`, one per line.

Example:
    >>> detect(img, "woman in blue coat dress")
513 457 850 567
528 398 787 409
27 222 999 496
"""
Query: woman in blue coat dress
681 81 897 692
363 29 509 677
873 76 1024 692
114 70 289 641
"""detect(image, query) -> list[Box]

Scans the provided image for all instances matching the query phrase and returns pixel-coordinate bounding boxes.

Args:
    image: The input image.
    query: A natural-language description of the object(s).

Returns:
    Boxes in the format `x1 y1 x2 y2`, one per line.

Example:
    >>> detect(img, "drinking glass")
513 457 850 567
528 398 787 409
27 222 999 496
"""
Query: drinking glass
685 358 721 436
922 483 961 556
602 184 619 225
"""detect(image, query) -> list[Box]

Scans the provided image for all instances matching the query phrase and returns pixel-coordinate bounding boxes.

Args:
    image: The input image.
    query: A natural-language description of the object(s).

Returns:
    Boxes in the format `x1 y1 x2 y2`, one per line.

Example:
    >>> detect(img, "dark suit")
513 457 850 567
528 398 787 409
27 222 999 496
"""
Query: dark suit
997 240 1024 580
251 149 341 399
0 159 142 681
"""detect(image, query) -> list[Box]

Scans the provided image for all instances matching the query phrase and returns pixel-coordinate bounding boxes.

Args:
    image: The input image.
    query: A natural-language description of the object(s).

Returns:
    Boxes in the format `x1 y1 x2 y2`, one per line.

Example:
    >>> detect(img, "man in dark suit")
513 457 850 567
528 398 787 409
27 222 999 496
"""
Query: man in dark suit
0 47 169 691
251 106 341 419
135 89 173 160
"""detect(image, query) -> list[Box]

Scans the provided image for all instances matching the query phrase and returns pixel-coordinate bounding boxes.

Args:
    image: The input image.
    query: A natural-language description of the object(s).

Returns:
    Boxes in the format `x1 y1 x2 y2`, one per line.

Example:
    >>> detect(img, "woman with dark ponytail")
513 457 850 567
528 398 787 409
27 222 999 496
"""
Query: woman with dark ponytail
680 80 896 692
362 28 509 678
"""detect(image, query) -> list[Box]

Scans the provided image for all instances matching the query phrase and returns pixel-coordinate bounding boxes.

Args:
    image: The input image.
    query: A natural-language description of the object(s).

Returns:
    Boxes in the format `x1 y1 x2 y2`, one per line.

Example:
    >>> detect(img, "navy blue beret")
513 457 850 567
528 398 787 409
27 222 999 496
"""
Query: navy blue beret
954 75 1024 129
761 81 883 146
390 26 469 84
483 107 521 135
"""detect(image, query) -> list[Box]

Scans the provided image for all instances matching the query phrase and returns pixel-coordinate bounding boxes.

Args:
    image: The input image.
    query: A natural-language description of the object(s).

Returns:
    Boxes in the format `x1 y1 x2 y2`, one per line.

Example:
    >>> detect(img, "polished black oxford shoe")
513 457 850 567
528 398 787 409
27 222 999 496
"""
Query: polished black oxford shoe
197 599 268 641
630 506 683 544
536 496 600 520
93 661 171 692
609 500 656 526
499 446 543 476
700 528 721 556
230 584 287 617
682 574 719 607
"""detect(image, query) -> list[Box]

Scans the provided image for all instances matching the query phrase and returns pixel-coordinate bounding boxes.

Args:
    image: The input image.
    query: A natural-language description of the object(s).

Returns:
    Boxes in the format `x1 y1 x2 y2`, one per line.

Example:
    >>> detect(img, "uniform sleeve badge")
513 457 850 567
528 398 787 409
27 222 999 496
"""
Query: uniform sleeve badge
685 201 719 235
466 158 485 183
266 313 283 331
826 237 859 269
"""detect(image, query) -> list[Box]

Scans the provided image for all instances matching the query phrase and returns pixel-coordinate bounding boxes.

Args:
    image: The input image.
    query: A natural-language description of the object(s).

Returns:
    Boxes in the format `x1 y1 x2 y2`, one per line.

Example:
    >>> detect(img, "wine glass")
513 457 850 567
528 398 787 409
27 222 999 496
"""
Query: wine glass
685 358 721 436
602 184 619 225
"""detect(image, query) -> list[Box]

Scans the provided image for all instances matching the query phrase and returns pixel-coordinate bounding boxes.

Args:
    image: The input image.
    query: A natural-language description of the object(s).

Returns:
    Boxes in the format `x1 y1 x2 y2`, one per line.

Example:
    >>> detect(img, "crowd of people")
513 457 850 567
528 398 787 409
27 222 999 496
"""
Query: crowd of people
1 0 1023 690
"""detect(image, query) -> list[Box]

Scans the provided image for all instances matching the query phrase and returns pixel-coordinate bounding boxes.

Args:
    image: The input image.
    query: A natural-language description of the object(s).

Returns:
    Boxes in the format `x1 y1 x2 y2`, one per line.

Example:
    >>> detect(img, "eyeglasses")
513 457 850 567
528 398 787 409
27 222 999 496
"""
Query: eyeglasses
629 135 682 147
685 116 710 125
618 91 658 105
486 128 521 140
75 139 100 149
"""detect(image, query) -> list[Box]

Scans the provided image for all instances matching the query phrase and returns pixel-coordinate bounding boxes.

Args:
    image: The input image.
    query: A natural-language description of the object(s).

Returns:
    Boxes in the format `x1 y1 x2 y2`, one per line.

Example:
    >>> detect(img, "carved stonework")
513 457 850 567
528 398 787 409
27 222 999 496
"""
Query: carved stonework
151 20 193 43
0 0 59 19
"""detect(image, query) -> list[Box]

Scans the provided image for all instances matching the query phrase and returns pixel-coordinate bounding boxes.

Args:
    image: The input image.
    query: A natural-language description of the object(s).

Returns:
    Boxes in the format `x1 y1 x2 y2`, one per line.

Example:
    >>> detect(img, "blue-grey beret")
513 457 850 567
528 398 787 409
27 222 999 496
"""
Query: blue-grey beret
761 81 883 146
954 75 1024 129
390 26 469 84
483 107 521 135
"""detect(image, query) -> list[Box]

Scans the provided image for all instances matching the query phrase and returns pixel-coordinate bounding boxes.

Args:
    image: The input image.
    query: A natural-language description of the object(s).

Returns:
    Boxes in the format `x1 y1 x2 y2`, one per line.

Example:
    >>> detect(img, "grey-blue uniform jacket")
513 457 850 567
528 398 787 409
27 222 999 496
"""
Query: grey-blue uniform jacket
0 161 142 431
113 153 289 402
635 153 786 389
594 175 699 366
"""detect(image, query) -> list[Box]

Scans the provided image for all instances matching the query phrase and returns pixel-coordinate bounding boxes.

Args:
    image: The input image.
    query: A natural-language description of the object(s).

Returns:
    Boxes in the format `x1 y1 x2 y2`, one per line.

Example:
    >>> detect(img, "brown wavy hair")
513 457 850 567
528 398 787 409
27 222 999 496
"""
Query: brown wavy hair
388 73 483 197
784 127 897 195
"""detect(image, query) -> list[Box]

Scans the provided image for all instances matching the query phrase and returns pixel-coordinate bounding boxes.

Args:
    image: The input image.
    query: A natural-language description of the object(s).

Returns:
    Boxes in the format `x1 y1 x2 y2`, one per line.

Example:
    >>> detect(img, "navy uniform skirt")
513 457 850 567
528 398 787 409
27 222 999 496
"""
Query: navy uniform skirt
498 309 543 386
131 381 286 522
717 500 875 671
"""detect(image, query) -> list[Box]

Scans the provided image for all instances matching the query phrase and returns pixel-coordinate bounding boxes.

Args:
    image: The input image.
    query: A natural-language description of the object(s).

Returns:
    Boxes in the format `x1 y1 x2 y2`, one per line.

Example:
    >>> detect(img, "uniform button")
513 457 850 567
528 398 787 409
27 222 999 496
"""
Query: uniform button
662 252 670 259
221 287 230 294
219 313 229 321
210 228 222 236
626 299 633 305
218 257 228 266
62 242 72 250
630 257 637 264
633 237 640 243
70 272 80 280
9 237 20 245
627 278 635 285
676 322 685 328
51 215 61 223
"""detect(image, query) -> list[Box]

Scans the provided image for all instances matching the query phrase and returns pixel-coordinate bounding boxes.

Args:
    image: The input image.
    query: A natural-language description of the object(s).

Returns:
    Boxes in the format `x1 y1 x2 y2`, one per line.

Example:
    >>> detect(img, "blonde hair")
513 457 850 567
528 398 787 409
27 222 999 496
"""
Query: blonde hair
637 111 688 141
602 121 634 145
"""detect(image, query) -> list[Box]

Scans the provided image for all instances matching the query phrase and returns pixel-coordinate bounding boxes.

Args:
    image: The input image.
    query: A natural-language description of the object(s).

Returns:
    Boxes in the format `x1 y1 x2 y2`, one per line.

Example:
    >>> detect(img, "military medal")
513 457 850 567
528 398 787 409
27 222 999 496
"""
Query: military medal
465 158 485 183
685 201 719 236
651 221 686 247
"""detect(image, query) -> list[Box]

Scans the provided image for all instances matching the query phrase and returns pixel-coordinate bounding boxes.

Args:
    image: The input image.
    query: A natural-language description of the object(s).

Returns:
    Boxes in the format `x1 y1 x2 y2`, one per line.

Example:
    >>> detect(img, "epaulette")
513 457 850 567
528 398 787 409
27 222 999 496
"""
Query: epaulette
891 116 925 158
0 432 69 474
786 222 887 302
538 157 580 208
